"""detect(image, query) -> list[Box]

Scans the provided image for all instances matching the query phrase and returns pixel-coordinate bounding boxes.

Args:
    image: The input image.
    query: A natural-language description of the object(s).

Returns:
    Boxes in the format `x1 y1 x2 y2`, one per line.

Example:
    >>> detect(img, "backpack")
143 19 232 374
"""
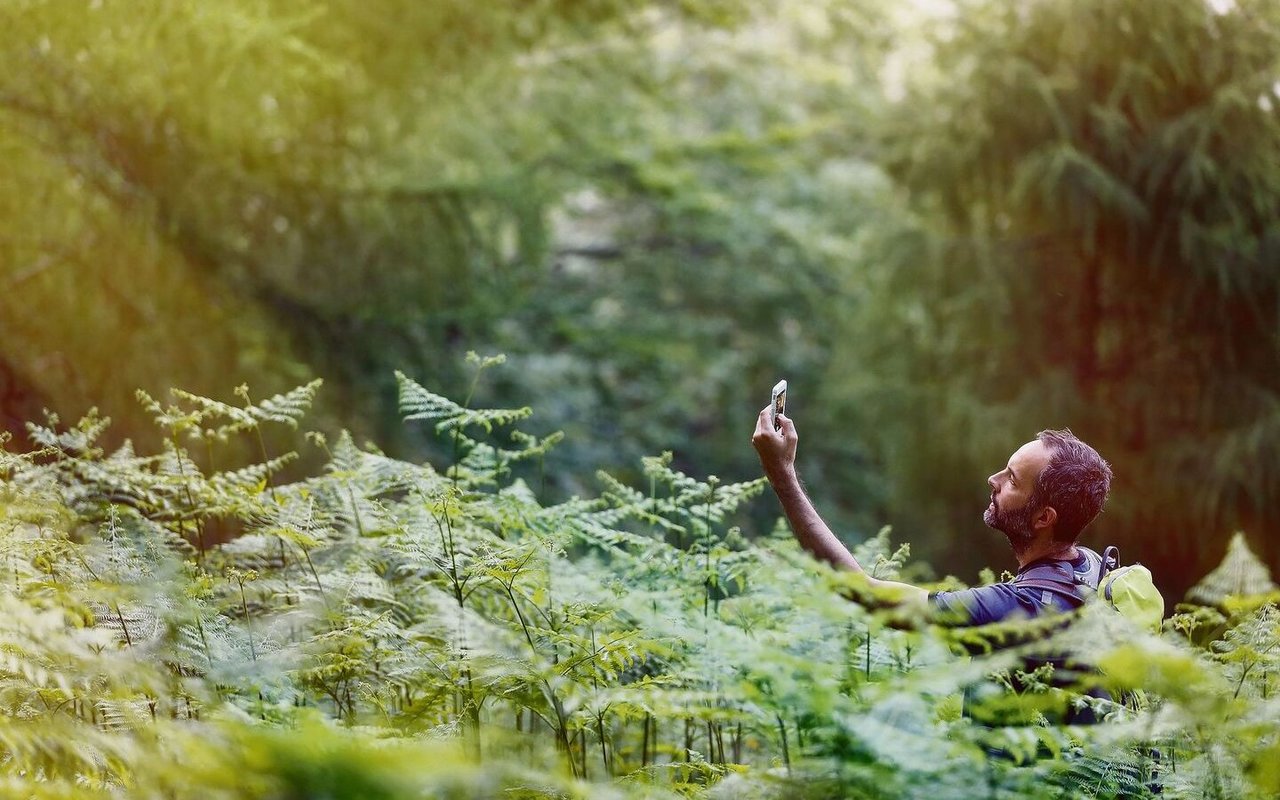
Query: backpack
1019 545 1165 633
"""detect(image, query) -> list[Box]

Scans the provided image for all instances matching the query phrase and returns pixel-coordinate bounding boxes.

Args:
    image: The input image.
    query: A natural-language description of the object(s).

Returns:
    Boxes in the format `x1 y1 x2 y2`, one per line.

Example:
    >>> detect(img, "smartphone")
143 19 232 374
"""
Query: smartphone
770 379 787 430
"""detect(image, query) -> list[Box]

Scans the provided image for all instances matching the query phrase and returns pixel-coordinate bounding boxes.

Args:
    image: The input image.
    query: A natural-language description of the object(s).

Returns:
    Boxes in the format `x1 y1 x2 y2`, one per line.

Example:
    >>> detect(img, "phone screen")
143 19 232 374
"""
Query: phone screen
771 380 787 430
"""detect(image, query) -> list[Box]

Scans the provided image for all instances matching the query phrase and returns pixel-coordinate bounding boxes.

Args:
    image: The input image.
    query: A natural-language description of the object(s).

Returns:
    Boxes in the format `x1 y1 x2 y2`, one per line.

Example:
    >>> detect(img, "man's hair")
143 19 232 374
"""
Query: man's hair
1028 429 1112 543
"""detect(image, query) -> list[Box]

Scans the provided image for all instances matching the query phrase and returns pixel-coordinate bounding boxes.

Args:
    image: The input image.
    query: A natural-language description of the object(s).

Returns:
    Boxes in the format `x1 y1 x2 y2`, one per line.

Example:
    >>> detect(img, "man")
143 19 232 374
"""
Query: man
751 408 1113 624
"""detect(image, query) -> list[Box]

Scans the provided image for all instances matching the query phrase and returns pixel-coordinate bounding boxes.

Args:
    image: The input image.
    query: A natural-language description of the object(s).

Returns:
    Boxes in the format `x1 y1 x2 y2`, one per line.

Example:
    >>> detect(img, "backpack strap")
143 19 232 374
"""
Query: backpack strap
1013 544 1115 608
1076 546 1105 591
1015 559 1086 608
1100 545 1120 582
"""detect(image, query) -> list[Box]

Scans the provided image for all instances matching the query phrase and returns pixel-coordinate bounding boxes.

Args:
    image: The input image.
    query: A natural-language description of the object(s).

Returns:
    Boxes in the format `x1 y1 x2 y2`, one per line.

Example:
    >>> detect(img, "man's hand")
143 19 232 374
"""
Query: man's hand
750 405 931 609
752 406 797 480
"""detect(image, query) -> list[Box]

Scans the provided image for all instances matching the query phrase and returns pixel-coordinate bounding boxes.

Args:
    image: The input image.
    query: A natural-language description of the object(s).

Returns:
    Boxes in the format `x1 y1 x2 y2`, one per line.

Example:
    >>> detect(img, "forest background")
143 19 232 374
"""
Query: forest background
4 0 1280 605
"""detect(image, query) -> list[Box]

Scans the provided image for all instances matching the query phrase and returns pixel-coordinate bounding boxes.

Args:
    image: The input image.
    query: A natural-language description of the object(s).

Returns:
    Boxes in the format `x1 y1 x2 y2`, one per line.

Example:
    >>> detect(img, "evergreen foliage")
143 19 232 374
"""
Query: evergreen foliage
846 0 1280 597
1 374 1278 798
8 0 1277 602
1186 532 1279 609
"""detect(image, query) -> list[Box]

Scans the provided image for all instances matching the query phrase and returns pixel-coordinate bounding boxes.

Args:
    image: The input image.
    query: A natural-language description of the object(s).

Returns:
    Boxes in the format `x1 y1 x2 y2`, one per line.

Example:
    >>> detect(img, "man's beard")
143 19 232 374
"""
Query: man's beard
984 496 1036 554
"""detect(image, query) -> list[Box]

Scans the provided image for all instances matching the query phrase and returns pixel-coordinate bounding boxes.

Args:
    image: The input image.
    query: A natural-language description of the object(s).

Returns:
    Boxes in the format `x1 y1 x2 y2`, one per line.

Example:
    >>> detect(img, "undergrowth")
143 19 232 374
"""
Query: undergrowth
0 355 1277 799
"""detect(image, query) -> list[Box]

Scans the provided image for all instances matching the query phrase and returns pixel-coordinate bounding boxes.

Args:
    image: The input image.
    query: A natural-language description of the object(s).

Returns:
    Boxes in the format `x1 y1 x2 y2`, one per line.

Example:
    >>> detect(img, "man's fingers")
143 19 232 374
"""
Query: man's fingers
778 414 796 437
753 407 772 438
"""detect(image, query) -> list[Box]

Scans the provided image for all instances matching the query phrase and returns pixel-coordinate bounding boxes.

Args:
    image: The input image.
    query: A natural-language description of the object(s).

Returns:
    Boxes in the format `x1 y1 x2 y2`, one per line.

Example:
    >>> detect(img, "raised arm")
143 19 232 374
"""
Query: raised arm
751 407 926 606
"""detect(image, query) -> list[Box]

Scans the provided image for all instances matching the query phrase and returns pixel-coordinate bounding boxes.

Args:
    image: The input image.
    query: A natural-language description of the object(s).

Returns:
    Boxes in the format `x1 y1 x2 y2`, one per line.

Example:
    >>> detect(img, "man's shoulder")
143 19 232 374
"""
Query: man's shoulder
930 578 1079 626
1018 546 1103 592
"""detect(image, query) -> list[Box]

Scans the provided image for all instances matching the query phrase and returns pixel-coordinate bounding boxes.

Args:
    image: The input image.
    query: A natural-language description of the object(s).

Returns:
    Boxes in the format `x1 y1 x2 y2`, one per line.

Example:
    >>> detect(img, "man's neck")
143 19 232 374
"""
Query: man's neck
1014 538 1078 570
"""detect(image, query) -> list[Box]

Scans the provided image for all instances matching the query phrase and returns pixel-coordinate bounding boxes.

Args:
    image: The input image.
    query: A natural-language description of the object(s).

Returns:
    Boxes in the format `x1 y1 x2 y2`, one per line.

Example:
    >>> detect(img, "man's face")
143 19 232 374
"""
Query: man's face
984 440 1051 548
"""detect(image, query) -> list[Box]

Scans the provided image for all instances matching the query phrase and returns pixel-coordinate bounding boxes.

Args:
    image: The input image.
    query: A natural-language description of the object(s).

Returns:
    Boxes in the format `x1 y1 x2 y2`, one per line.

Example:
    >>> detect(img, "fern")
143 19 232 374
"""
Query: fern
25 408 112 458
396 371 532 434
140 381 323 442
4 373 1280 798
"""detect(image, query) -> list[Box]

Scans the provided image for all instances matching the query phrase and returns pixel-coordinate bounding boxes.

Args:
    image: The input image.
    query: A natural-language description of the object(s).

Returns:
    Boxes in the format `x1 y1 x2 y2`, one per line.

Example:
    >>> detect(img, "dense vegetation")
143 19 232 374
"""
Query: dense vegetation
1 370 1278 798
5 0 1280 794
7 0 1279 600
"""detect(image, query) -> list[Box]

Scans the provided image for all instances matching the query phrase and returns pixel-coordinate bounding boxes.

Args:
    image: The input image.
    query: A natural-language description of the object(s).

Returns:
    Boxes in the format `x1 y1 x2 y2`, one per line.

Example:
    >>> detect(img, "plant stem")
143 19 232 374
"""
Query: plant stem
598 712 610 776
701 478 719 618
237 577 257 662
865 625 872 680
193 615 214 671
170 432 206 562
776 713 791 775
113 603 132 647
641 712 651 768
300 547 329 612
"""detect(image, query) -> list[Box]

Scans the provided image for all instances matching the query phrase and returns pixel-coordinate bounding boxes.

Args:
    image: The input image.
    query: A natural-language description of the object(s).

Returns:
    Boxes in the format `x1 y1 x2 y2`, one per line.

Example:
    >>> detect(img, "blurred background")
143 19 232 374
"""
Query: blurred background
3 0 1278 601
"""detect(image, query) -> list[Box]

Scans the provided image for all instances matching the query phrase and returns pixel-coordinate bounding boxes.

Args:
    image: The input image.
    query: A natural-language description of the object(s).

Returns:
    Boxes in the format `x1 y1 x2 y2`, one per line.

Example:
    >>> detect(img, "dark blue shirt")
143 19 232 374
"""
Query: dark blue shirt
929 550 1095 626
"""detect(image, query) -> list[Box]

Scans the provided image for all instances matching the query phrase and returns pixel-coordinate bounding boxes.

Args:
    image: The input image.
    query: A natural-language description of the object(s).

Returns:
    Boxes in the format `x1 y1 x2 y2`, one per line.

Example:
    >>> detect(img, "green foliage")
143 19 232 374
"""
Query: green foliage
0 0 772 456
0 0 906 562
5 0 1280 793
841 0 1280 595
2 375 1279 798
5 0 1280 622
1187 532 1280 609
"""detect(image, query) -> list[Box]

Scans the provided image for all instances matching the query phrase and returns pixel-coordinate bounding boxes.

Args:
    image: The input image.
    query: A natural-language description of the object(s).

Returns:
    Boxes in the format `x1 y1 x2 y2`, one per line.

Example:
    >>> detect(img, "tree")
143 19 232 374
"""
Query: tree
839 0 1280 595
0 0 753 456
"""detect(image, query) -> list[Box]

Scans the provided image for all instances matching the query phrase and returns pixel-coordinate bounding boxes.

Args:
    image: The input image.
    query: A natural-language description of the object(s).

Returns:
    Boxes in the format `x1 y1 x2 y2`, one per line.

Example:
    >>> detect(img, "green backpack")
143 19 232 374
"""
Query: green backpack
1094 546 1165 633
1021 545 1165 632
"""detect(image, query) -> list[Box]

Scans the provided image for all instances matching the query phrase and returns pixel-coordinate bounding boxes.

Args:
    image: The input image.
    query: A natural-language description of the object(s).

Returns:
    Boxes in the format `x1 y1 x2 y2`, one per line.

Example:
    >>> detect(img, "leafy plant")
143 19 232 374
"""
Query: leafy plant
2 372 1279 798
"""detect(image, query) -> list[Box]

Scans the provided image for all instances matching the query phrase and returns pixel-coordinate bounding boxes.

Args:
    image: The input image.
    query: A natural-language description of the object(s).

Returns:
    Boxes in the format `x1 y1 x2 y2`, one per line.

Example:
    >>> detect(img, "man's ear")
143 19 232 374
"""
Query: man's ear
1033 504 1057 533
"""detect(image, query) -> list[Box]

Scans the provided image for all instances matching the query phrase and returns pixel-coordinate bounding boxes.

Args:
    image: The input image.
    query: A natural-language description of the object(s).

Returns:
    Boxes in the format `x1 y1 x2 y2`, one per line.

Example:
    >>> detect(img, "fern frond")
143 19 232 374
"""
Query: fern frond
395 372 532 433
24 409 112 458
209 452 300 495
238 380 323 429
168 388 257 435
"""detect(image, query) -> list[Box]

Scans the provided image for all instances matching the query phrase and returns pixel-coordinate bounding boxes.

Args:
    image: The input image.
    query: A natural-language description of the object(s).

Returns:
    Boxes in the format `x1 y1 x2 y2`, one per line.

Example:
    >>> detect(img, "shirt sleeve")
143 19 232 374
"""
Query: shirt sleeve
928 583 1076 626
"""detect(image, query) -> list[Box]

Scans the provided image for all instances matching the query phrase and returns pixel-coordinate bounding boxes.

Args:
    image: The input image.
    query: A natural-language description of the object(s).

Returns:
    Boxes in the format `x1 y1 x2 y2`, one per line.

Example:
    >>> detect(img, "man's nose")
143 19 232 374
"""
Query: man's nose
987 474 998 491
